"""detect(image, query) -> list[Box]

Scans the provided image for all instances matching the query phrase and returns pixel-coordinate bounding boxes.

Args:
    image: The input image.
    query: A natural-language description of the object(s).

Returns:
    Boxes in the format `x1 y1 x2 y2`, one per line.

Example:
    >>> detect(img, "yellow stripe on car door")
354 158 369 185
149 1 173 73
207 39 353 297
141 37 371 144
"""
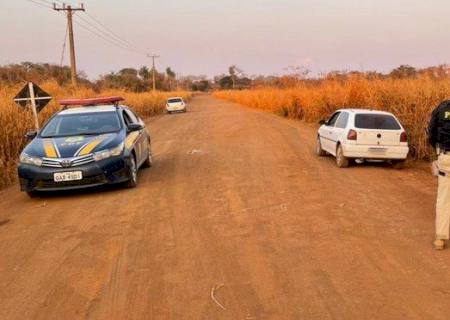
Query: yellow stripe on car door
78 136 108 156
125 132 140 149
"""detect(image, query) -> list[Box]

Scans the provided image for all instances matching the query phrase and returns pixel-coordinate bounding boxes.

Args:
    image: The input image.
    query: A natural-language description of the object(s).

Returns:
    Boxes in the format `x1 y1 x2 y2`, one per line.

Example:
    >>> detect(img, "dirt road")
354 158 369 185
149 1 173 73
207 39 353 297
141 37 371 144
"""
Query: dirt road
0 94 449 319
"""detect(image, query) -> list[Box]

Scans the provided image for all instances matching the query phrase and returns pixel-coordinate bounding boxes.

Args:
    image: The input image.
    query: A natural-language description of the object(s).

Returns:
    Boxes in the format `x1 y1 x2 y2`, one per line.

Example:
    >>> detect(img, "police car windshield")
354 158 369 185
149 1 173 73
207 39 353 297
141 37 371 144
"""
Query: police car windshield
40 112 121 138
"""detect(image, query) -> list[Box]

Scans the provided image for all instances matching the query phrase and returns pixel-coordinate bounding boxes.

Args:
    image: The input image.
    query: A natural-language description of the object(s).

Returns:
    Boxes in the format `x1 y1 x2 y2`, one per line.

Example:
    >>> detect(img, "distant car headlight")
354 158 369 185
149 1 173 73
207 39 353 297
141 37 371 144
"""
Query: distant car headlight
19 153 43 166
93 142 124 161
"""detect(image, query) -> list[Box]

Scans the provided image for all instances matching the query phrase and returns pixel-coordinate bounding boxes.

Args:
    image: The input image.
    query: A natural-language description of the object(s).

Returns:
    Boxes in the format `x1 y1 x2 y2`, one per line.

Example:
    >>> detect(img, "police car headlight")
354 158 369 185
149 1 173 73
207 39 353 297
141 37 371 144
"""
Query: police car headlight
93 143 124 161
20 153 43 166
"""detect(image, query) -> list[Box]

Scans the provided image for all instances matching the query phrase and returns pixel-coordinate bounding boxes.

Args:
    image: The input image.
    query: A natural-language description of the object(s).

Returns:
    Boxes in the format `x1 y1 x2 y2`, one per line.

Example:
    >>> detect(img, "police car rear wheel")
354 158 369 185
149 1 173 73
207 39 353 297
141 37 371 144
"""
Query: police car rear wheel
126 156 138 188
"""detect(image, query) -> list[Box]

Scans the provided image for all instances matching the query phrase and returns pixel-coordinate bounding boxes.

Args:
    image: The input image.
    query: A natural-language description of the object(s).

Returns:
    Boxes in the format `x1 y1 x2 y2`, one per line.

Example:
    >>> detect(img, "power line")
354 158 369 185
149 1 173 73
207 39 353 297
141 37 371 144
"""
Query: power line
38 0 56 5
72 15 146 55
25 0 166 80
75 13 145 55
60 19 69 66
24 0 52 9
83 12 145 53
26 0 154 57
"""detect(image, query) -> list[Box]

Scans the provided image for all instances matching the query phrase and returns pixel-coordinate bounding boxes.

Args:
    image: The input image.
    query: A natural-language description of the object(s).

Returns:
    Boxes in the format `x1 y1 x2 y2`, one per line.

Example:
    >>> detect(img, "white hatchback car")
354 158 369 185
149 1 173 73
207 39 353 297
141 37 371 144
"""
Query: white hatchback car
316 109 409 168
166 97 186 113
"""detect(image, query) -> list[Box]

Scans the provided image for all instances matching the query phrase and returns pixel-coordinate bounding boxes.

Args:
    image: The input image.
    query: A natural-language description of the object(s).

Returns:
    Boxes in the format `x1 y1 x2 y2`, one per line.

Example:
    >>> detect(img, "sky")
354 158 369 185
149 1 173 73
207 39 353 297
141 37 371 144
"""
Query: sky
2 0 450 79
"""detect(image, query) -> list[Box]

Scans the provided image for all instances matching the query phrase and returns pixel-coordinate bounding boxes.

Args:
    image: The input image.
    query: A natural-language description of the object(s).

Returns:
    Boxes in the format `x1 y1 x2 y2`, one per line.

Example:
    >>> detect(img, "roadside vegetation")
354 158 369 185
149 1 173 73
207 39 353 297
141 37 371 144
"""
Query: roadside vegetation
215 67 450 162
0 80 191 189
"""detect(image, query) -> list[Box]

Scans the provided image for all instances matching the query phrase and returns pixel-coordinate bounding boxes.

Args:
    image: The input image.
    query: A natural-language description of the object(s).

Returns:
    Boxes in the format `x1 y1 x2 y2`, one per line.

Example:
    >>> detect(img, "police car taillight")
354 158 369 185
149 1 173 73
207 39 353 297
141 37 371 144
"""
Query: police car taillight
347 129 357 140
400 131 408 142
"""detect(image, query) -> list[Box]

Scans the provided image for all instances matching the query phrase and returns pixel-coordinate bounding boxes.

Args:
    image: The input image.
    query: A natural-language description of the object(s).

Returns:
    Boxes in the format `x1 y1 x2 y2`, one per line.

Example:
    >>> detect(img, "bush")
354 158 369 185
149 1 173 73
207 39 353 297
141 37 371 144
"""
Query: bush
214 75 449 160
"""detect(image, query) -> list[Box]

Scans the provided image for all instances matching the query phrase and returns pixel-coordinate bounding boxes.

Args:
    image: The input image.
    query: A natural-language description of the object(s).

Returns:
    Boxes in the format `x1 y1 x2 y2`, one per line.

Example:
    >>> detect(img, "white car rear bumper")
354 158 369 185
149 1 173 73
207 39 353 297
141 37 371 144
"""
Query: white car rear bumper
342 143 409 160
166 106 186 112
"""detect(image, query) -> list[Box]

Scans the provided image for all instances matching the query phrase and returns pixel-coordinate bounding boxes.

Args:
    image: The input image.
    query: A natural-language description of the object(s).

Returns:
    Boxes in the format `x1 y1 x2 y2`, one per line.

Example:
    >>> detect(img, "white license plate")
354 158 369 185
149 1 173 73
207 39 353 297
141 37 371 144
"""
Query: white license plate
54 171 83 182
368 147 387 154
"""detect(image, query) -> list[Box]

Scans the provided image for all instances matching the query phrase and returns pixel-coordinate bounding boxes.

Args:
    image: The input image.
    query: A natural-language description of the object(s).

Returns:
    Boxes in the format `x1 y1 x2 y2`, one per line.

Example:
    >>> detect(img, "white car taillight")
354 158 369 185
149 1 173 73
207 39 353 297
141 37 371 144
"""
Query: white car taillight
400 131 408 143
347 129 357 140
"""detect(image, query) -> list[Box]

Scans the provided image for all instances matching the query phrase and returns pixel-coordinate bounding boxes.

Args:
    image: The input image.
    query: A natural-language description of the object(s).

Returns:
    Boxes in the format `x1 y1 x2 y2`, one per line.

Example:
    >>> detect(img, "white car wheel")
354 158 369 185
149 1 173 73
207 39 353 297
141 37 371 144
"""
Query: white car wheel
336 145 349 168
316 136 326 157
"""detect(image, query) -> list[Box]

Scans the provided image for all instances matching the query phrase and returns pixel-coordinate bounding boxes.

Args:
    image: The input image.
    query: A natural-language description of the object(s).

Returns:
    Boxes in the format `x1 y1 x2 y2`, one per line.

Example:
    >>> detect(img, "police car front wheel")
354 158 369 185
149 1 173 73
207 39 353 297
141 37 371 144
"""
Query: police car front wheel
126 156 138 188
26 191 39 198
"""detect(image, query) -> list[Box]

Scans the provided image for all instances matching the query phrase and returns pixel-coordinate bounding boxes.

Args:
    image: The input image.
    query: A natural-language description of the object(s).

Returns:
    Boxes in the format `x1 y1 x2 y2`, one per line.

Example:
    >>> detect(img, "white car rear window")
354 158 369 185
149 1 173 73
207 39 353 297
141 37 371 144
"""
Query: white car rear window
168 98 183 103
354 114 401 130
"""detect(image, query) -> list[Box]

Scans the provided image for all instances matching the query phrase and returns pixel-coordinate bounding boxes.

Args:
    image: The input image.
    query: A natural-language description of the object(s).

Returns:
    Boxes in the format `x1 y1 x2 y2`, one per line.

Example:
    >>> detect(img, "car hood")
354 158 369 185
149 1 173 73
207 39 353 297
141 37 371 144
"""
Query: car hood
23 132 124 158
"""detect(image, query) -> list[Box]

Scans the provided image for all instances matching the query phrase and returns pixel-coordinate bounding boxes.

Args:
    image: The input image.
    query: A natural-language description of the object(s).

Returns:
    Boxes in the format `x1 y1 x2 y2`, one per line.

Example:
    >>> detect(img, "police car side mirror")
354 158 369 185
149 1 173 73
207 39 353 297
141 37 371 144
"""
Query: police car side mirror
25 130 37 140
319 119 327 125
127 123 143 132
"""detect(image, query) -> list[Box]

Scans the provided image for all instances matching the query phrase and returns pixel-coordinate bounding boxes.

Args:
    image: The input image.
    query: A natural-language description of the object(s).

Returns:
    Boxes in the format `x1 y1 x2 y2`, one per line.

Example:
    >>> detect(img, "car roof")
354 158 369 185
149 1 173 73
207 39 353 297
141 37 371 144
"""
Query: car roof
336 108 394 115
167 97 183 100
58 105 120 115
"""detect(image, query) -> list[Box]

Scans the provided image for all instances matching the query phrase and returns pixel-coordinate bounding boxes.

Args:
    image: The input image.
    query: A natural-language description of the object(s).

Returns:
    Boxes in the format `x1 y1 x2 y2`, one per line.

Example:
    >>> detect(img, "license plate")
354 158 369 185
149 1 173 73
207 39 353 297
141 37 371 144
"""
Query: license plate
368 147 387 154
54 171 83 182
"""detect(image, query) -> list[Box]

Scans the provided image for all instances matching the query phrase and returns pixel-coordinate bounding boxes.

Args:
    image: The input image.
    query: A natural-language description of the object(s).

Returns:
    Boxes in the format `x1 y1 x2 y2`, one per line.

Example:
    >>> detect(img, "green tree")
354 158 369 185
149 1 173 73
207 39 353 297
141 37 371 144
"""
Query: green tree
390 65 417 79
138 66 150 80
166 67 176 90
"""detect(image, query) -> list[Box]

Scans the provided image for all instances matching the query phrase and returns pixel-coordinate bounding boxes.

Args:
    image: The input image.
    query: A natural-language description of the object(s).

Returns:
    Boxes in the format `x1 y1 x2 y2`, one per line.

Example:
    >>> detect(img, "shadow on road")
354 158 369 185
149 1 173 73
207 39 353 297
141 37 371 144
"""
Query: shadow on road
0 219 11 227
32 183 127 199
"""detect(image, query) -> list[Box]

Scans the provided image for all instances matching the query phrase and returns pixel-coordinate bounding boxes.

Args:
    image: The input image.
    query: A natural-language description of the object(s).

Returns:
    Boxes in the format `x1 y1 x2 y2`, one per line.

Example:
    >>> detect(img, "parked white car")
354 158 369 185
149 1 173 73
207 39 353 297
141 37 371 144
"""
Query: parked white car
166 97 186 113
316 109 409 168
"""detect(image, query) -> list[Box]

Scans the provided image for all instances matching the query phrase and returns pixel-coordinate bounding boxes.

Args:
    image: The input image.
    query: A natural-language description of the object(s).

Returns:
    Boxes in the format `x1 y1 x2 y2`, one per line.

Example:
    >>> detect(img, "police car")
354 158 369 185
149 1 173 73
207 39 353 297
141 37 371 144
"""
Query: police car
18 97 152 197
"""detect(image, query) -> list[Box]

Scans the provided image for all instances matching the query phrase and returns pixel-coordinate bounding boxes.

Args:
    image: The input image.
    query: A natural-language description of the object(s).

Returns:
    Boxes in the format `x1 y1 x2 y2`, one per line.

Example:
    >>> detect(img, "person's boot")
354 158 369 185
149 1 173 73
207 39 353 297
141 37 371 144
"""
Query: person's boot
434 239 445 250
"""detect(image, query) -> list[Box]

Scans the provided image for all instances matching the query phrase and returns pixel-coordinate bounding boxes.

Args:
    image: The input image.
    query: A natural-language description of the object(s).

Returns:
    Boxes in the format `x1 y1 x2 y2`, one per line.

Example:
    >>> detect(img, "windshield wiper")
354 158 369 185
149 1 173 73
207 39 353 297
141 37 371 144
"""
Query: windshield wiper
41 132 99 138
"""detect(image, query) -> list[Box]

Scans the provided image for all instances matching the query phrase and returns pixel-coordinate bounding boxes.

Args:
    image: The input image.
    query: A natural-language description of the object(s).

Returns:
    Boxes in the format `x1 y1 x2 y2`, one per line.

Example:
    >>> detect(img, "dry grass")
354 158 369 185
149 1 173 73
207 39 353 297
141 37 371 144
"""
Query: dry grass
215 76 450 161
0 81 191 189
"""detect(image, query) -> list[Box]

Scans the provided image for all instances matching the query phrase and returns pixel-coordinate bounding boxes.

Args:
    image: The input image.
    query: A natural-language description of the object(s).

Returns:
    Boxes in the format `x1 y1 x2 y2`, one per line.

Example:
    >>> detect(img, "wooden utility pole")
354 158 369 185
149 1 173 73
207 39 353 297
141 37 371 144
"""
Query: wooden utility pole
28 82 40 130
54 3 85 87
147 54 160 91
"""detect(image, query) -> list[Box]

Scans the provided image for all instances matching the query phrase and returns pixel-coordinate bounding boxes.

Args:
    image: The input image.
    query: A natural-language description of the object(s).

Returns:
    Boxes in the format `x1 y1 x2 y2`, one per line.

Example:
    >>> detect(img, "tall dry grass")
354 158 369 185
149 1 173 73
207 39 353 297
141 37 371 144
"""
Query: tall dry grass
215 76 450 161
0 81 191 189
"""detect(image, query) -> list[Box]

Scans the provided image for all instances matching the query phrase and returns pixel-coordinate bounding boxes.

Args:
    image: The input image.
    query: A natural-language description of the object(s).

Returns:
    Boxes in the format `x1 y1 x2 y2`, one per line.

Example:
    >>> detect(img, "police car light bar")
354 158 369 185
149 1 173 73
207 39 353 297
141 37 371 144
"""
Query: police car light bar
59 96 125 107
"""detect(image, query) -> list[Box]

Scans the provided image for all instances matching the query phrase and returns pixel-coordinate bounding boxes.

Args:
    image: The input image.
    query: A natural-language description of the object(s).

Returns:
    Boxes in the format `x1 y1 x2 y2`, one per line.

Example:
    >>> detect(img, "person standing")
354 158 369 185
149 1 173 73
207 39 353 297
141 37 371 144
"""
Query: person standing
428 100 450 250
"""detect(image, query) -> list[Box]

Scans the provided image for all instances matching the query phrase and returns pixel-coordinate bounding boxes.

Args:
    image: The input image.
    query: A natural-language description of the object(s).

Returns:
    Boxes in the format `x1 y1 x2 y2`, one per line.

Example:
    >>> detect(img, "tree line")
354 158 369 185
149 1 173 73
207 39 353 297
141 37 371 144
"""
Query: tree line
1 62 450 92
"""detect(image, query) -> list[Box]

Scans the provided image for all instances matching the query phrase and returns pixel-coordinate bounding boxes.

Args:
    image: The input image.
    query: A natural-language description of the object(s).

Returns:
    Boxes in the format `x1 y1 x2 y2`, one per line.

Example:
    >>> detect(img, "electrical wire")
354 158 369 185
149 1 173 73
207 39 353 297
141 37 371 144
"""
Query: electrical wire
59 19 69 66
25 0 162 64
53 9 143 55
24 0 52 9
38 0 55 5
72 14 146 55
75 13 146 55
83 12 145 53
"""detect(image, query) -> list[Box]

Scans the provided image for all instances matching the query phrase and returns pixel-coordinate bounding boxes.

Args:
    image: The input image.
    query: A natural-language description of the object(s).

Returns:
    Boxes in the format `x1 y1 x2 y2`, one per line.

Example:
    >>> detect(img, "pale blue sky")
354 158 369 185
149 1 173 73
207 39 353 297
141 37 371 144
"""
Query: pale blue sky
1 0 450 78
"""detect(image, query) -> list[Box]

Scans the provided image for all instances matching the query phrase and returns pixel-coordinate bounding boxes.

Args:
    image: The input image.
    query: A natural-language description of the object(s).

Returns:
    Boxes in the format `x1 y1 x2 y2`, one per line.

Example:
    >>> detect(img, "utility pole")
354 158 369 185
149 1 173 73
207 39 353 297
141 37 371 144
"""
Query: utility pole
147 54 160 91
53 3 85 87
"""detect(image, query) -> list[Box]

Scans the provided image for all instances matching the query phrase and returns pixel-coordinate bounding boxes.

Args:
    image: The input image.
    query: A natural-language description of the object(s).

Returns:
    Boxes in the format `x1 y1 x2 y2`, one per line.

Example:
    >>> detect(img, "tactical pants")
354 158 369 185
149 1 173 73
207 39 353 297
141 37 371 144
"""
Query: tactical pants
436 153 450 240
